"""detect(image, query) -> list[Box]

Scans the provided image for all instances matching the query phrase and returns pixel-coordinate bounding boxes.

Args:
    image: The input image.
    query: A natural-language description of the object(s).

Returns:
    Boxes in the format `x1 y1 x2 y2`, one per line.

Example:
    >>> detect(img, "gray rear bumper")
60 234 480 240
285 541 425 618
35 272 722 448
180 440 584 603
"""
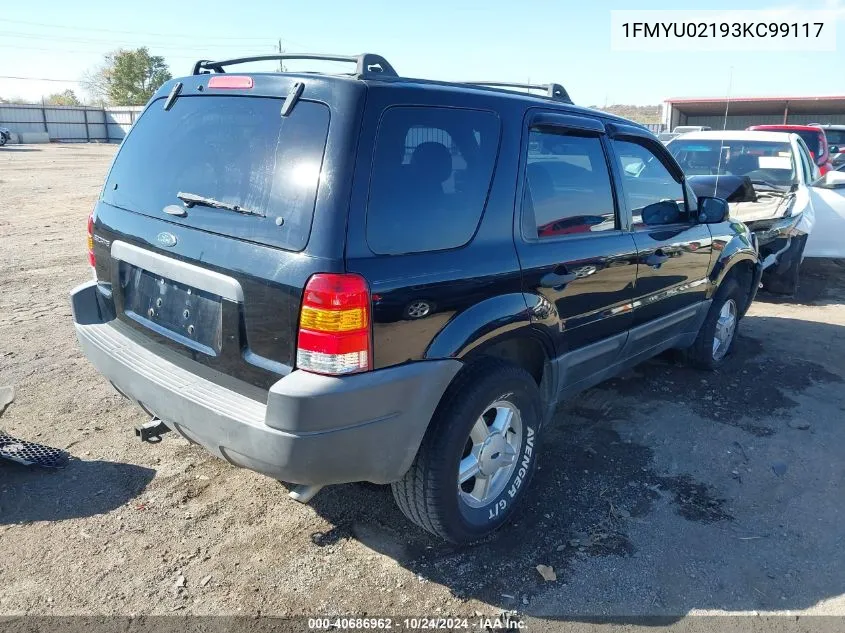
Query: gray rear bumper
71 281 460 485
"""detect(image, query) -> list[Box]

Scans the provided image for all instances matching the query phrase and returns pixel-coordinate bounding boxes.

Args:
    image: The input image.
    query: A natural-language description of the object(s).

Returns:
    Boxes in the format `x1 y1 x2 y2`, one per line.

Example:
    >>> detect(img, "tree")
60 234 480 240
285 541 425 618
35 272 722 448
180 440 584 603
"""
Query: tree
44 89 81 106
83 48 171 106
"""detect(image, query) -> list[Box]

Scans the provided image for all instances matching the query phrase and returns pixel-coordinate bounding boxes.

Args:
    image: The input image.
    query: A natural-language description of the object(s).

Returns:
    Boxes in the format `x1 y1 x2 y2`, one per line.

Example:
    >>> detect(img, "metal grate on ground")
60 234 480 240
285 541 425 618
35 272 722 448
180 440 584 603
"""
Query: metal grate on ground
0 430 69 468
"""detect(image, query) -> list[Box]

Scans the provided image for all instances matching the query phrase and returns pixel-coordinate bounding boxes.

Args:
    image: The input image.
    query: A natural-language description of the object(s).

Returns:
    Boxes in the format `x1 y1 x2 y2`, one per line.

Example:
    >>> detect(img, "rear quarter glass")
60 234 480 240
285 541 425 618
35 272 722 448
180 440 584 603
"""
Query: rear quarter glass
102 95 330 252
365 106 501 256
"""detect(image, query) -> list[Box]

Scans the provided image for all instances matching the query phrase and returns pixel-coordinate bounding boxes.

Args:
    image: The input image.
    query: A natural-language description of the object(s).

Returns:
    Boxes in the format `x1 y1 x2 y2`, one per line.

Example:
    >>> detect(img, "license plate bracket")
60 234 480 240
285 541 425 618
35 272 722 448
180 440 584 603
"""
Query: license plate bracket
120 263 223 355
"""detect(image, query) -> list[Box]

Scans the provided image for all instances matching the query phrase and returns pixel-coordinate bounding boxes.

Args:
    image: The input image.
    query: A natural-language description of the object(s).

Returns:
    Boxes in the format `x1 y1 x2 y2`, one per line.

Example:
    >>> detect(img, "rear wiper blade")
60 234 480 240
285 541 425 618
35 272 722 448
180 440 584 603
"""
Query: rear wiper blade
176 192 265 217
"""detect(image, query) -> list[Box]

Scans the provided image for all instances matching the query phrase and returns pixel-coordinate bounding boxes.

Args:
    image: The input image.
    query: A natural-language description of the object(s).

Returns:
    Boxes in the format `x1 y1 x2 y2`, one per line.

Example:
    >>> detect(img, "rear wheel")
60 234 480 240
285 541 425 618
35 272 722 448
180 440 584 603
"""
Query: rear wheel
391 359 542 543
686 276 744 370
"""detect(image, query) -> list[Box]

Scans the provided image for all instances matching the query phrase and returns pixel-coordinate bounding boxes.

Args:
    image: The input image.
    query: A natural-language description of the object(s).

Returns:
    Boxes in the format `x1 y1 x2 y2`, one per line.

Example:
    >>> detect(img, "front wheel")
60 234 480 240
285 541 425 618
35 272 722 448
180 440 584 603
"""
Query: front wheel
685 276 744 369
391 359 542 543
0 135 6 147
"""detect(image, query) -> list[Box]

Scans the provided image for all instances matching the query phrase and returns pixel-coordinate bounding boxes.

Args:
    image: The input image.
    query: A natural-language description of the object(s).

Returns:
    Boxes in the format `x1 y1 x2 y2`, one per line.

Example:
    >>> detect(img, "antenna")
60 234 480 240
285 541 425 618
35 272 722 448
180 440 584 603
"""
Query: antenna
714 66 734 197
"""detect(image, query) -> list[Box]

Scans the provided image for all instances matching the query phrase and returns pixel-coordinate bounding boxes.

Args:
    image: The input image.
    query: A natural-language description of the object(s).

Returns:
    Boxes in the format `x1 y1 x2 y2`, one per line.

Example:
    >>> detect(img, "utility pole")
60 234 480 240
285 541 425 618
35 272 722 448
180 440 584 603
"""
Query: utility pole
278 39 286 72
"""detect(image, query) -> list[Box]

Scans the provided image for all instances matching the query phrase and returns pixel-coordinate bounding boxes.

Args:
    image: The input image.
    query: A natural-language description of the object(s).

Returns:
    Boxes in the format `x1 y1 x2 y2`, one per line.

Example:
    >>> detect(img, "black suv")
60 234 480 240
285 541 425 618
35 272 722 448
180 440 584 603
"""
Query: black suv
71 53 762 543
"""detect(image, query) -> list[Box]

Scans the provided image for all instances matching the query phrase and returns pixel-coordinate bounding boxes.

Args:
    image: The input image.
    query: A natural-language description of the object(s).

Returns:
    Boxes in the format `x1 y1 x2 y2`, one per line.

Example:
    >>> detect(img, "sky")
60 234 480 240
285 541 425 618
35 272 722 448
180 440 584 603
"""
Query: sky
1 0 843 107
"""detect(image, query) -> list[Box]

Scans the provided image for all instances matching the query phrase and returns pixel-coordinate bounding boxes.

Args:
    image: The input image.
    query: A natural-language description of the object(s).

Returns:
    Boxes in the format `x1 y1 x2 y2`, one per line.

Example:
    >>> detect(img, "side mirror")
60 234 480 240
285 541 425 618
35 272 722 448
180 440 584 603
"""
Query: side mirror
830 145 840 154
812 170 845 190
697 196 729 223
624 161 644 177
641 200 682 225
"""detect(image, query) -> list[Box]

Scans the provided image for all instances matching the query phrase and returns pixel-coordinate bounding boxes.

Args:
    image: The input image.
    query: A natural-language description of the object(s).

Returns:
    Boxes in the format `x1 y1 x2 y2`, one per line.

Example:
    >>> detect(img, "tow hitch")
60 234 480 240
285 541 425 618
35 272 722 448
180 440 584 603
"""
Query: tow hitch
287 483 323 503
135 417 171 443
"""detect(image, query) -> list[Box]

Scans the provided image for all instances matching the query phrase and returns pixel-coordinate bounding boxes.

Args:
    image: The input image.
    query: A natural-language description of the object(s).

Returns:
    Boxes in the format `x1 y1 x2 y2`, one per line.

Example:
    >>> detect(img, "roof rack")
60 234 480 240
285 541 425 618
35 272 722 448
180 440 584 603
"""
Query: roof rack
191 53 398 78
189 55 573 103
462 81 572 104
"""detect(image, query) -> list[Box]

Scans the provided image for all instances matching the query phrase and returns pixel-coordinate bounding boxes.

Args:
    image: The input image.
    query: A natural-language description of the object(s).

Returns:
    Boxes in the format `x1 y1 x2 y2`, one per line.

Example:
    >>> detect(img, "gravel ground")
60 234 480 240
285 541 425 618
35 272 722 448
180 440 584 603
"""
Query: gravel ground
1 144 844 624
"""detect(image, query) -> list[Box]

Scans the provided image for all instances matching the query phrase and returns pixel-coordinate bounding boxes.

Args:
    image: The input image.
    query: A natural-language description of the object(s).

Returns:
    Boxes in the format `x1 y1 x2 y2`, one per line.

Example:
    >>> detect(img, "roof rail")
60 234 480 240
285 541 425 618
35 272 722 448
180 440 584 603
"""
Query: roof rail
191 53 398 78
462 81 572 104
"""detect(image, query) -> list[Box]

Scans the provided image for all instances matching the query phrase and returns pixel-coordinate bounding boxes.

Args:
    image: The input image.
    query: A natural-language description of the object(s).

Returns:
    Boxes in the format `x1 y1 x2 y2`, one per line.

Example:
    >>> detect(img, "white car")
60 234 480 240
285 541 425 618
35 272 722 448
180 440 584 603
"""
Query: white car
672 125 712 134
657 131 680 145
667 130 845 294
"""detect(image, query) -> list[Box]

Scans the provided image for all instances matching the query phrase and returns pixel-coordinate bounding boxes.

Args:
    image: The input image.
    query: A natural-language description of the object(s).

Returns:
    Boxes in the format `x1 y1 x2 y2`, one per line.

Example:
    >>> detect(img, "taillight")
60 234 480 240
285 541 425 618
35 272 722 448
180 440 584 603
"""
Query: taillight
86 212 96 267
296 273 372 375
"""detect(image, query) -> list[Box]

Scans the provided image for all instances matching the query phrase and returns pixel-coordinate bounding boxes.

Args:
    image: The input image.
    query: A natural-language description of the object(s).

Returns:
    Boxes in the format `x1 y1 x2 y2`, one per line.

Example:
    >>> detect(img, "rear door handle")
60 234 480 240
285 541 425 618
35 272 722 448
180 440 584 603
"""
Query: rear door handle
645 249 670 267
540 272 578 288
540 265 586 289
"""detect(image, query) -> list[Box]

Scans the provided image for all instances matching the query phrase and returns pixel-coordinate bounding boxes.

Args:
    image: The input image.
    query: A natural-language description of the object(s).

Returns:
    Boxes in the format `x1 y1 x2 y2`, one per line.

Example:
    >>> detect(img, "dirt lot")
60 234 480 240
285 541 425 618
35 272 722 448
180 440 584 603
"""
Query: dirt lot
1 144 845 623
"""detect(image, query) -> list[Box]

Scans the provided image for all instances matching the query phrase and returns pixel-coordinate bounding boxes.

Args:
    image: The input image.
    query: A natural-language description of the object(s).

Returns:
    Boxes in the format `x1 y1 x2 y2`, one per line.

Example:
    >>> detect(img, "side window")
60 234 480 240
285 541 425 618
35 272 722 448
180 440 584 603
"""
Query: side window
612 139 688 227
523 128 616 239
366 107 500 255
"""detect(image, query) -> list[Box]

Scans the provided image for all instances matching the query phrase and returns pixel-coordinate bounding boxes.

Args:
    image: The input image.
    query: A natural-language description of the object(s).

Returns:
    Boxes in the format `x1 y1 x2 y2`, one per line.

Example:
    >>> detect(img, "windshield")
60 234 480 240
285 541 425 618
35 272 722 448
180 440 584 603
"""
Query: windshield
667 139 797 187
103 95 330 252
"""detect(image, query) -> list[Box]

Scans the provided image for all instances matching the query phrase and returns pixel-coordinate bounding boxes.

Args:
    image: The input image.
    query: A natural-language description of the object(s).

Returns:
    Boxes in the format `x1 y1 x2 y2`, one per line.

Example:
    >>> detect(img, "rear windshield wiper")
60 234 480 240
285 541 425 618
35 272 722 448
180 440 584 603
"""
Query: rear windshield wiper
176 192 265 218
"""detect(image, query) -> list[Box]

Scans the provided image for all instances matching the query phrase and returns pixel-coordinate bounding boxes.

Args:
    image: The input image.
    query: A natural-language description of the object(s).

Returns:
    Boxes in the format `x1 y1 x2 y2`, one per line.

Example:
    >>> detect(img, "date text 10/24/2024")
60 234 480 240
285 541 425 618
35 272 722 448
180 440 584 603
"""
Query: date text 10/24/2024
307 616 527 630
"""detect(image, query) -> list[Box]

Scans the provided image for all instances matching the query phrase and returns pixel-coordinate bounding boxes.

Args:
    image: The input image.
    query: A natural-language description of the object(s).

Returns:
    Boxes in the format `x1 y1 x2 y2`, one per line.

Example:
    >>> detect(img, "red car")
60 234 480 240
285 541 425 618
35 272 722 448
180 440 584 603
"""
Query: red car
746 124 833 175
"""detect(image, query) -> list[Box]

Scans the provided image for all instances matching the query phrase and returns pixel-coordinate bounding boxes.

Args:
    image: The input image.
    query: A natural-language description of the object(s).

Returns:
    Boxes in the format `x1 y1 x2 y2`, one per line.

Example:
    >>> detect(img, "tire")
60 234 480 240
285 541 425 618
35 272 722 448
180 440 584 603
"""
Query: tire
391 358 542 543
685 276 744 370
0 135 6 147
762 235 807 296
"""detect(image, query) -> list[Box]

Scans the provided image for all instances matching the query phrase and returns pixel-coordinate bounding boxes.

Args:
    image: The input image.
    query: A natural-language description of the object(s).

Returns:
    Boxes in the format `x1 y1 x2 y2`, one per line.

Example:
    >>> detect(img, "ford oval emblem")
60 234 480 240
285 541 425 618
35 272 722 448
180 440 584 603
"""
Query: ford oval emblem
156 232 177 248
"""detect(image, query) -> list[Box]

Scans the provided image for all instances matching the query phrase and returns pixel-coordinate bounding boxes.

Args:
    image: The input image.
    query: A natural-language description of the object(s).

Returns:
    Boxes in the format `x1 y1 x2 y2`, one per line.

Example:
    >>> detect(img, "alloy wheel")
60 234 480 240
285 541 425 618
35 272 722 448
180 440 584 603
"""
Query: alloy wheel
406 301 431 319
457 401 523 508
712 299 737 361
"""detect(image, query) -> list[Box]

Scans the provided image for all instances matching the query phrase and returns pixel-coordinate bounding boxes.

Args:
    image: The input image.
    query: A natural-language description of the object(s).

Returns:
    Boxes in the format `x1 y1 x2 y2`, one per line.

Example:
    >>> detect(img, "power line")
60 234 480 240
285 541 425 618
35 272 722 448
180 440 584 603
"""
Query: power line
0 74 80 83
0 30 278 52
0 42 277 60
0 17 313 47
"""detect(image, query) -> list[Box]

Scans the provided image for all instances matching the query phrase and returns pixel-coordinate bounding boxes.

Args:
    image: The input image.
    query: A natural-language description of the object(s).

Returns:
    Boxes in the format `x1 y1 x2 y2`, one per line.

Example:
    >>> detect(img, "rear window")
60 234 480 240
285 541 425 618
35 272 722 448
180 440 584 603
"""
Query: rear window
103 95 330 252
524 130 617 238
366 106 500 255
825 129 845 146
794 130 822 156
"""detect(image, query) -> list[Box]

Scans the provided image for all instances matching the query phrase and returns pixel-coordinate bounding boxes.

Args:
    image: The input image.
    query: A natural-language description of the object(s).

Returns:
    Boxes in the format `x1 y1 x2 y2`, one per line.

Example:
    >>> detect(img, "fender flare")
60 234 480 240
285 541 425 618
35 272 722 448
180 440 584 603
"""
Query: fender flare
714 252 758 288
710 231 759 291
424 293 541 360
